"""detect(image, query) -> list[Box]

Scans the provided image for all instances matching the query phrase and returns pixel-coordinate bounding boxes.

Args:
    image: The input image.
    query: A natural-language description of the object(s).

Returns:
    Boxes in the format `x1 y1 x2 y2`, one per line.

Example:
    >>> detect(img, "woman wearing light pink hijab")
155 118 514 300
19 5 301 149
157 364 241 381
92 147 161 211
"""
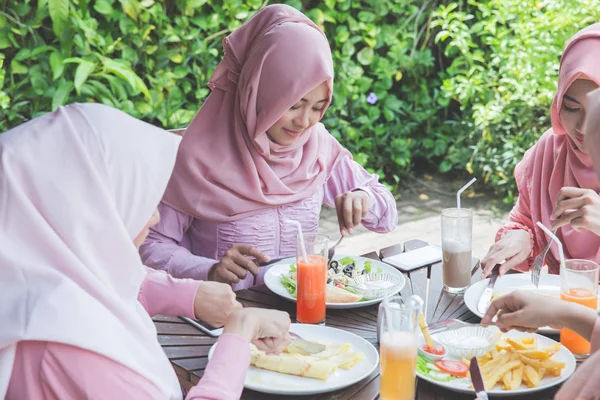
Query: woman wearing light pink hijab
481 23 600 277
0 103 290 399
141 5 397 287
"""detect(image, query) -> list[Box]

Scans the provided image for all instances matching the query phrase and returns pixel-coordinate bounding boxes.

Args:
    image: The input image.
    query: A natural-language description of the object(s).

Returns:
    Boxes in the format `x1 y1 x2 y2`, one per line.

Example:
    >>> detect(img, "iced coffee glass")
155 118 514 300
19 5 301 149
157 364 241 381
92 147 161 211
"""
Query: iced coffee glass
441 208 472 293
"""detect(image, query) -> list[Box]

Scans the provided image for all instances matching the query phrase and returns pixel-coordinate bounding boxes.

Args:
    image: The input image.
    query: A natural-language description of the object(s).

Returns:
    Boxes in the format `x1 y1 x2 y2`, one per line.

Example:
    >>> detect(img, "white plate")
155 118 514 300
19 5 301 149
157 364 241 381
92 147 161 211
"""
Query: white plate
417 330 576 396
208 323 379 396
464 273 600 333
263 254 406 309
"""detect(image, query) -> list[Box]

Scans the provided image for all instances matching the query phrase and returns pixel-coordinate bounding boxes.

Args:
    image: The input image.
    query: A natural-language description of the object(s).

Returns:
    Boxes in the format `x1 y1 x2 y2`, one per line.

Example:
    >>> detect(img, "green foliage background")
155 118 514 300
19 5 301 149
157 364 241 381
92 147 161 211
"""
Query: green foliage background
1 0 599 201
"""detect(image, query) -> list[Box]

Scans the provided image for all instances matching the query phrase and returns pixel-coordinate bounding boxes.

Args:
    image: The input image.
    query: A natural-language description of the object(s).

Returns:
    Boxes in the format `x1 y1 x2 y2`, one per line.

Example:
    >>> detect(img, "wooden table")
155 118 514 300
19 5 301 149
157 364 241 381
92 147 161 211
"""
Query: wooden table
154 240 564 399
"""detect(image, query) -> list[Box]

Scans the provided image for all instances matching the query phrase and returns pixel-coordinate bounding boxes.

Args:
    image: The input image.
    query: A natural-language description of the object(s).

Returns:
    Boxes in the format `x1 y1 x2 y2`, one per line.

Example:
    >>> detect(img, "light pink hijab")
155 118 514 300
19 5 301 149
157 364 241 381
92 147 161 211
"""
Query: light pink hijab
513 23 600 274
162 4 349 222
0 104 182 399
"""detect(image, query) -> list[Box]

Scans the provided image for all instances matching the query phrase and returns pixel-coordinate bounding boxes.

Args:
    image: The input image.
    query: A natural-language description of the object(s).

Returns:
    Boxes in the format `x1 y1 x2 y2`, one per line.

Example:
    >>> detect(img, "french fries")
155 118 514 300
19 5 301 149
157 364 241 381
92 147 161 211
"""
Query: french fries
475 335 565 391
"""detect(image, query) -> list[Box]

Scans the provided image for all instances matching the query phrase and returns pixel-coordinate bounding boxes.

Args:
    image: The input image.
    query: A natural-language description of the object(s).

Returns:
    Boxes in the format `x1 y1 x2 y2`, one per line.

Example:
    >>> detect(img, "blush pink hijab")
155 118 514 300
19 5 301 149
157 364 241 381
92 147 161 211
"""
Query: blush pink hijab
512 23 600 274
0 104 182 399
162 4 349 222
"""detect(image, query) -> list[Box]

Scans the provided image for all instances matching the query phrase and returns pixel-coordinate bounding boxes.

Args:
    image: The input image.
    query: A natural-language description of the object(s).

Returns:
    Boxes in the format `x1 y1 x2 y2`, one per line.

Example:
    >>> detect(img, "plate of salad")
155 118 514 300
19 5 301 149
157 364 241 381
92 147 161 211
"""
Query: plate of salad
263 254 406 309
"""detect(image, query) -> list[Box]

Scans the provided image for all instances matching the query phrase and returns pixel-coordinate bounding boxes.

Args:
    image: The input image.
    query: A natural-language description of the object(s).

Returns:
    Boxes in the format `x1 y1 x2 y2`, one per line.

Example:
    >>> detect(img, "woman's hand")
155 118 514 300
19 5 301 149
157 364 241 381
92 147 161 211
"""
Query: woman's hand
193 281 242 327
480 230 531 277
209 244 269 284
551 187 600 235
555 349 600 400
335 190 371 236
223 308 291 354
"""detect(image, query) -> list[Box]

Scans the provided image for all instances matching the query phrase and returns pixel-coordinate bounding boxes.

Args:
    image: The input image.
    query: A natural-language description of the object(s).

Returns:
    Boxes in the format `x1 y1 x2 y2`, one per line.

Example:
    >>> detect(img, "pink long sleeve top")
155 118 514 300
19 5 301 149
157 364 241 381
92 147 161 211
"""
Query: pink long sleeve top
6 270 250 400
140 156 397 288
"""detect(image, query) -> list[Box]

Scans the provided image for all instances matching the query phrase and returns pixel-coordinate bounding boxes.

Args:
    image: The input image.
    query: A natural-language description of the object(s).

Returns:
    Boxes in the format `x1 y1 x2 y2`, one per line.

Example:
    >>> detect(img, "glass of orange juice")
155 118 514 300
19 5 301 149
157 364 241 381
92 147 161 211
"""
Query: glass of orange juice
379 295 423 400
560 259 599 360
296 233 328 325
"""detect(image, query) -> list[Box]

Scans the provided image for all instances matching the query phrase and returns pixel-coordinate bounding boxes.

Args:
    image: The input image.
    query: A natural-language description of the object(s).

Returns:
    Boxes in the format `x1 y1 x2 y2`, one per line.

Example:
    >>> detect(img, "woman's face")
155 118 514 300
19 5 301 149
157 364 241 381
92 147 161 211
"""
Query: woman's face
560 78 599 153
133 209 160 248
266 81 329 146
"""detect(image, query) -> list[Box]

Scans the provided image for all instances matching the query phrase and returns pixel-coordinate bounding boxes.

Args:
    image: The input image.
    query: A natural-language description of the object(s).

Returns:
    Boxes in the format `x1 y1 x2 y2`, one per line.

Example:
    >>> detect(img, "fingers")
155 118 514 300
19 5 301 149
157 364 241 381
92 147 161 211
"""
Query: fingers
551 209 583 230
229 252 259 276
498 255 526 276
551 195 586 220
352 196 362 227
342 195 354 232
481 250 507 276
233 245 270 263
334 195 348 236
496 309 528 330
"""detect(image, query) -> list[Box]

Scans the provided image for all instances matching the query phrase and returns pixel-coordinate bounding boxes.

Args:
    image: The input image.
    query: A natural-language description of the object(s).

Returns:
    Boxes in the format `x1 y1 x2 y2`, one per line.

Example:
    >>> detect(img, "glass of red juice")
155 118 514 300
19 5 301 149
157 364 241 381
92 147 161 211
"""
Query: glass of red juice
296 233 328 325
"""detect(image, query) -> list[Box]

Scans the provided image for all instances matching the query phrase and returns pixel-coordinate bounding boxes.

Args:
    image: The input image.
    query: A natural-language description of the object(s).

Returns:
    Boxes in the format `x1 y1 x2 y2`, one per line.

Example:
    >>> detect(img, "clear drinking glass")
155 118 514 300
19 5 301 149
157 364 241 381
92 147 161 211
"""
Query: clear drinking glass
296 233 328 325
441 208 473 293
379 295 422 400
560 259 599 360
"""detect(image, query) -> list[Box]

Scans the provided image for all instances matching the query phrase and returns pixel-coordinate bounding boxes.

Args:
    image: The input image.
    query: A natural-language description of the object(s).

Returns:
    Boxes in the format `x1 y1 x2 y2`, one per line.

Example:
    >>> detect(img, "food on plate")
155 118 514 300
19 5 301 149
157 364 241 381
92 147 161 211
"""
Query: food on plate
279 257 383 303
418 334 566 391
420 344 446 356
250 340 365 380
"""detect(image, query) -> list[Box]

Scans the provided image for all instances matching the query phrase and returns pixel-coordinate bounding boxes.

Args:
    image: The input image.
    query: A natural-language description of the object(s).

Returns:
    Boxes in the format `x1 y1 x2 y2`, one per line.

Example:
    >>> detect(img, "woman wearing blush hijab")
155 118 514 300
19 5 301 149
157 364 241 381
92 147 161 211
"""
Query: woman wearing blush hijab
0 103 290 400
481 23 600 278
140 5 398 288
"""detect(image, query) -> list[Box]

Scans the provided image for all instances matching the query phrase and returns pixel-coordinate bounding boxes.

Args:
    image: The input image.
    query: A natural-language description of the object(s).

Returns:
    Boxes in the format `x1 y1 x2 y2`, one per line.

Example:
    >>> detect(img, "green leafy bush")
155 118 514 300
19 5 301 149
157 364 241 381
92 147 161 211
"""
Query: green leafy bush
1 0 598 201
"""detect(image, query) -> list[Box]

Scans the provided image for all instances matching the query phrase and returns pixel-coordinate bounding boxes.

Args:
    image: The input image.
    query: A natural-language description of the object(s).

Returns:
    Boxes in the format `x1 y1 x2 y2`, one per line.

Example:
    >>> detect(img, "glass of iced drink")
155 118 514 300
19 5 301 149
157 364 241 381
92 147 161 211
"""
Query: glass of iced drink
379 295 422 400
296 233 328 325
441 208 472 293
560 259 599 360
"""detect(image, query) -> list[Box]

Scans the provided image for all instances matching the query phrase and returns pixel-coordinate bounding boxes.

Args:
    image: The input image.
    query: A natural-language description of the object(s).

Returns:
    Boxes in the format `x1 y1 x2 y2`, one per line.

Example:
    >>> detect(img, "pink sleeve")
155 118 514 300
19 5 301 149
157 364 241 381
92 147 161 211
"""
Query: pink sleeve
590 316 600 354
323 156 397 233
140 202 218 280
138 267 199 318
495 156 537 272
186 333 250 400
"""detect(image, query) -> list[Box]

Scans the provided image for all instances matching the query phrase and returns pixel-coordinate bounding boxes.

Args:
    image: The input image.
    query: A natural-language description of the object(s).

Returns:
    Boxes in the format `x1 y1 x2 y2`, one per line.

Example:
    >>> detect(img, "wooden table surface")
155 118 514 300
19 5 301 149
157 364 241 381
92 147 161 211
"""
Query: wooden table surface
154 240 564 399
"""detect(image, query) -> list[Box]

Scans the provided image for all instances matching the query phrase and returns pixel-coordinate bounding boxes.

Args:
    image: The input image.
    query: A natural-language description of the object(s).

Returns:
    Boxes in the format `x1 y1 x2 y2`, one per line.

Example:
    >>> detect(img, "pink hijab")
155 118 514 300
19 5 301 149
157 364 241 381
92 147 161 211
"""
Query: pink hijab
513 23 600 274
0 104 182 399
162 4 349 222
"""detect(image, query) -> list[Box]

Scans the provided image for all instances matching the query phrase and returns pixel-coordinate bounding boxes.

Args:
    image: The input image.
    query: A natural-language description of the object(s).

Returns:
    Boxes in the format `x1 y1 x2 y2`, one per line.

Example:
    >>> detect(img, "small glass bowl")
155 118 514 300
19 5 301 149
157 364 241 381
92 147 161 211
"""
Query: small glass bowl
436 326 499 359
342 273 404 299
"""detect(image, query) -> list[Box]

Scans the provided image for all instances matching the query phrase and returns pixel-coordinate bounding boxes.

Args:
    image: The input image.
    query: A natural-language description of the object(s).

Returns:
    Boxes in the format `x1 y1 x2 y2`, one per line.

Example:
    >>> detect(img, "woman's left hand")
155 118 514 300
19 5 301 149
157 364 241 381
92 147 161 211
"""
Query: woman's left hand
550 187 600 235
335 190 371 236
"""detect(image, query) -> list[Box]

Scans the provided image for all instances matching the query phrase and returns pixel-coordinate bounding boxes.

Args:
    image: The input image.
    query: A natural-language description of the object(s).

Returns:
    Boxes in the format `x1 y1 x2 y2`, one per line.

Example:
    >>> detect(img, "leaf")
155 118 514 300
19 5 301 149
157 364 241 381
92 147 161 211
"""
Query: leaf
50 51 64 80
52 79 73 110
94 0 113 15
10 59 28 75
356 47 374 65
74 61 97 93
120 0 140 21
48 0 69 37
103 60 151 101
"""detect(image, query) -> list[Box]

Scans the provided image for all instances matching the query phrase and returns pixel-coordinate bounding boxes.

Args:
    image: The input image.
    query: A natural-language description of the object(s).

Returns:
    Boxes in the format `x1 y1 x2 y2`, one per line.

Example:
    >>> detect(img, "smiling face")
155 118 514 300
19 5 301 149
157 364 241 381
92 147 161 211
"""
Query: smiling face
559 78 599 152
265 81 329 146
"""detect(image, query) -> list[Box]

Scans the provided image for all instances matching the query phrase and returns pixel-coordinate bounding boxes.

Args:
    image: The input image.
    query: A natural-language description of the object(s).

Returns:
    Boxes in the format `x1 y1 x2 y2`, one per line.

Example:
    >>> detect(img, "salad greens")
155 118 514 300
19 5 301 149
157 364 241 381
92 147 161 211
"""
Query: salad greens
416 355 455 383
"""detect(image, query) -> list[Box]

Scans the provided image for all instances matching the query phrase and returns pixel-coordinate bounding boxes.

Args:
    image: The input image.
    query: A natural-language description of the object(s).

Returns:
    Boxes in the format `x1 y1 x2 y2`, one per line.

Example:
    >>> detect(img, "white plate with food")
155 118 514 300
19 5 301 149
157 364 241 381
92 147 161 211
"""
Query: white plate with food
263 254 406 309
208 323 379 395
416 329 576 396
464 273 600 333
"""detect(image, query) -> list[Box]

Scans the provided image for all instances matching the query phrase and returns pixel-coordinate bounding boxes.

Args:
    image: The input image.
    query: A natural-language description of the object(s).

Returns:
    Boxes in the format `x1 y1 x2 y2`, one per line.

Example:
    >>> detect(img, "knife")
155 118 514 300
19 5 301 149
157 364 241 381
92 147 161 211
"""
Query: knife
477 264 499 315
470 357 489 400
256 257 287 267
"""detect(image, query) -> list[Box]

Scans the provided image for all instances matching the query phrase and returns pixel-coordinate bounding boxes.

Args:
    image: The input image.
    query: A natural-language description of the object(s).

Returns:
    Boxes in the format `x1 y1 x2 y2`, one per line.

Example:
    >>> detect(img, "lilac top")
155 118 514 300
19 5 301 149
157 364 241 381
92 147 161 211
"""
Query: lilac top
140 156 397 289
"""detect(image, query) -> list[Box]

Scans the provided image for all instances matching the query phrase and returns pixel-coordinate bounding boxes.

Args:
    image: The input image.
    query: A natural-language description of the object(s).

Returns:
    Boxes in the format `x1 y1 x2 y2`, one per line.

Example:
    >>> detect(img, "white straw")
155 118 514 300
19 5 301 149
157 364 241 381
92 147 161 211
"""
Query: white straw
536 222 565 266
284 219 309 262
456 177 477 219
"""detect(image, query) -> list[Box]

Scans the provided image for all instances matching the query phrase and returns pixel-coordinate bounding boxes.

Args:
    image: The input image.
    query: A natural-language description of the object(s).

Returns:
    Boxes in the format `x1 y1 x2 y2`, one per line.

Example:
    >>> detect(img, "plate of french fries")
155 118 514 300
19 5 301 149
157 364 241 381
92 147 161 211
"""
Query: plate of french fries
416 330 576 396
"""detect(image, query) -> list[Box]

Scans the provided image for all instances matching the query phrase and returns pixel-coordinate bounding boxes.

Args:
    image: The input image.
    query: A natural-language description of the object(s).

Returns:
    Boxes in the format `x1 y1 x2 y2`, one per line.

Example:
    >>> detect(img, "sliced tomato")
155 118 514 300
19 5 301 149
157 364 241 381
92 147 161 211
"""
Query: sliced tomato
434 360 468 377
420 344 446 356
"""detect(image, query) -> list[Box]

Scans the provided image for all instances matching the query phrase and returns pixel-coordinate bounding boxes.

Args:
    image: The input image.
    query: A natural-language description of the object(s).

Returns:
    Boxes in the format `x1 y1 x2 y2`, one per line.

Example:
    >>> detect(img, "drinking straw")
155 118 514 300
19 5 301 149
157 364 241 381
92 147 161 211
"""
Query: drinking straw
457 177 477 219
284 219 308 262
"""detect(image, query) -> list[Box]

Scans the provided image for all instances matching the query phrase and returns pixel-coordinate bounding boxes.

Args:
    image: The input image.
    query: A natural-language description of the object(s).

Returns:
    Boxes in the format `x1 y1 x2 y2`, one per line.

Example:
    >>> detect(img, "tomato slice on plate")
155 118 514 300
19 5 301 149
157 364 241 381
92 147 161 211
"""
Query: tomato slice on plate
420 344 446 355
434 360 468 377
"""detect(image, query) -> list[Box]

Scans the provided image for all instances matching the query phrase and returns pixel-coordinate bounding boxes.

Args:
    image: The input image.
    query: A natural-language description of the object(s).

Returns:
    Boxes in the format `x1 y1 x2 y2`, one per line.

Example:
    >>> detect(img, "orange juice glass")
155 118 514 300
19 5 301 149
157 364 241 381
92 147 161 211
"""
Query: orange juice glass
379 295 422 400
296 233 328 324
560 259 599 360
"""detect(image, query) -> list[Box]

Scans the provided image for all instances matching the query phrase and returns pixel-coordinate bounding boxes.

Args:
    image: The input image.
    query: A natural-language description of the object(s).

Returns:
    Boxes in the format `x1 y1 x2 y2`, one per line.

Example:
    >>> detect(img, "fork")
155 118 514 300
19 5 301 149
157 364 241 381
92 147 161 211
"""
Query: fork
327 236 344 265
531 229 556 288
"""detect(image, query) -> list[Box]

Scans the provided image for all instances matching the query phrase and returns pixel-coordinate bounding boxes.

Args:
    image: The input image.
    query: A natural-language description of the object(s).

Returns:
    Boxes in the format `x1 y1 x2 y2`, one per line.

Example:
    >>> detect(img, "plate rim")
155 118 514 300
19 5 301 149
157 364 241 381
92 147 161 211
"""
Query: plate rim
208 323 380 395
416 330 576 396
263 254 406 309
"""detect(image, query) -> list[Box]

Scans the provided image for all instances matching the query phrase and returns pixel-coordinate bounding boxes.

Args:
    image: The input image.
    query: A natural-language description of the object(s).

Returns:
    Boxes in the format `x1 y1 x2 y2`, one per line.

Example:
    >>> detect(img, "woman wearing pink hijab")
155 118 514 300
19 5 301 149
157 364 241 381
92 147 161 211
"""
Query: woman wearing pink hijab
481 23 600 277
140 5 398 287
0 103 291 399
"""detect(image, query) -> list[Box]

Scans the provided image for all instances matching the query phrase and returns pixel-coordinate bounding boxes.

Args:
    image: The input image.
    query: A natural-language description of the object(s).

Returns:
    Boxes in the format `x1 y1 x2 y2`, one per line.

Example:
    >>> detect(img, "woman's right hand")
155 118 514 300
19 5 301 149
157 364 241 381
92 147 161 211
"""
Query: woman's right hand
208 244 270 284
223 308 291 354
480 229 531 277
193 281 242 327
